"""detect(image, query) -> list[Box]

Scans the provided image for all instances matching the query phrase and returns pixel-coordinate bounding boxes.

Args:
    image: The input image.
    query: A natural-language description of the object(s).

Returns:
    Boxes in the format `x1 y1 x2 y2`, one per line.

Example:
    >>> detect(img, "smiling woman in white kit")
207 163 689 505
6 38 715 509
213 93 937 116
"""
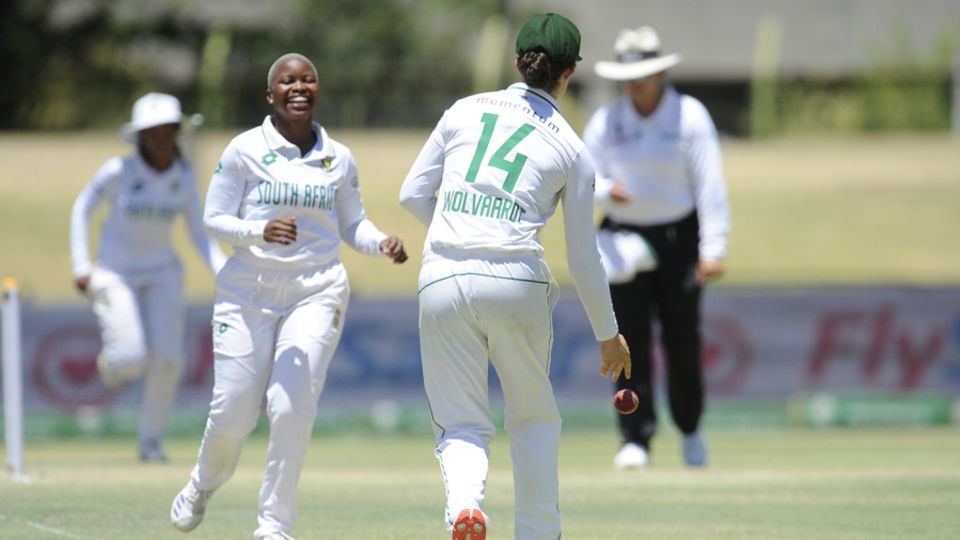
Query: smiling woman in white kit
69 92 226 463
168 52 407 540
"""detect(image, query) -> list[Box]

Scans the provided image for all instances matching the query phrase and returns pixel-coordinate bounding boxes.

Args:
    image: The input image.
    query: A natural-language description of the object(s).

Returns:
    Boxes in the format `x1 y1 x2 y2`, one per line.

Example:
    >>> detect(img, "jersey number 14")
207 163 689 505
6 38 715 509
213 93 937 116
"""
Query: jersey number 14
465 112 534 194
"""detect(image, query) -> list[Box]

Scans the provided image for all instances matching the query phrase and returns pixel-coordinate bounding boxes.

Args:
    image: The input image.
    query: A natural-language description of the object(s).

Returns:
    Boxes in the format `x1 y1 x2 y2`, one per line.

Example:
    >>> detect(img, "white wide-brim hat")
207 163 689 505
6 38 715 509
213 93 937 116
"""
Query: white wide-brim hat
118 92 183 143
596 229 657 284
594 26 682 81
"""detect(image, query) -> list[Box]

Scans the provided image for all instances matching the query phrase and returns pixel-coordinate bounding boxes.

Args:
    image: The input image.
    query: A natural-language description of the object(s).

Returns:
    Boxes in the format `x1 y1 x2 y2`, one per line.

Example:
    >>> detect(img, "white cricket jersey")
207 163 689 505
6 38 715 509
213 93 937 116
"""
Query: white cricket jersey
204 116 387 270
70 154 225 278
583 86 731 260
400 82 618 341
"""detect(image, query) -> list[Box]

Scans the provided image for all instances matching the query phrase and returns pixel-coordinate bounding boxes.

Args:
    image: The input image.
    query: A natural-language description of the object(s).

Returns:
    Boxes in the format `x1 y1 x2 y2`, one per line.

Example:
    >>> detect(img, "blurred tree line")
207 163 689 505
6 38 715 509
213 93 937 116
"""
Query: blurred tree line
0 0 508 130
750 24 957 137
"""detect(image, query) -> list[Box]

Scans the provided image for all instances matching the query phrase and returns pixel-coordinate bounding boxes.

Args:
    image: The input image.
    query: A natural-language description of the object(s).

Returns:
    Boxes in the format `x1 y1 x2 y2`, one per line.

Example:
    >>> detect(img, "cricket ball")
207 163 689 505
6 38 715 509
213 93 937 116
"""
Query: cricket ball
614 389 639 415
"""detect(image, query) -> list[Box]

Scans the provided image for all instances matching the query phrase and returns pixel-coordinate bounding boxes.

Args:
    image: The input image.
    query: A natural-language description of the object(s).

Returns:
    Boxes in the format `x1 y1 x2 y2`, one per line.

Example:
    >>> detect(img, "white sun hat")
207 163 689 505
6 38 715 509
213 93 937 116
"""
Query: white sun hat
118 92 183 143
596 229 657 284
594 26 682 81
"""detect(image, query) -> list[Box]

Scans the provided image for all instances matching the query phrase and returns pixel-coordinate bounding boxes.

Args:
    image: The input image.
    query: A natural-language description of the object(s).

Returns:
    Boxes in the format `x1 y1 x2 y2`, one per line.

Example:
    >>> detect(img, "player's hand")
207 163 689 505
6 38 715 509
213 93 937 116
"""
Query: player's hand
696 258 725 284
379 235 408 264
599 334 631 382
264 216 297 244
74 275 90 294
609 181 633 204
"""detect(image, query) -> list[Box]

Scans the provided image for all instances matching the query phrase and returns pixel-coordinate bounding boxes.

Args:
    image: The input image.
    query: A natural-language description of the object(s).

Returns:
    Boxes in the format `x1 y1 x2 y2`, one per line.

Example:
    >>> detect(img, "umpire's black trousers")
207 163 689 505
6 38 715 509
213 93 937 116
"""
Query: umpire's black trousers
601 211 704 450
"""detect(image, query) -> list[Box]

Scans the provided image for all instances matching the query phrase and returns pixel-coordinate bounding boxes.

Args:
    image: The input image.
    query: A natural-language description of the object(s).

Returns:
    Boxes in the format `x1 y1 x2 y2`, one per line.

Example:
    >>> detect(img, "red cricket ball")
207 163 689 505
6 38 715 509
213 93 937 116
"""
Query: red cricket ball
614 389 639 414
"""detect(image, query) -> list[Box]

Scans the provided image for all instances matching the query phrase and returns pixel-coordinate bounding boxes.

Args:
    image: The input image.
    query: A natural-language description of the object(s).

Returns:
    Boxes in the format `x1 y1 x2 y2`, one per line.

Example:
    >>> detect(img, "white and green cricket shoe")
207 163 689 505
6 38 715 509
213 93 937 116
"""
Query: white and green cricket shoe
170 481 212 532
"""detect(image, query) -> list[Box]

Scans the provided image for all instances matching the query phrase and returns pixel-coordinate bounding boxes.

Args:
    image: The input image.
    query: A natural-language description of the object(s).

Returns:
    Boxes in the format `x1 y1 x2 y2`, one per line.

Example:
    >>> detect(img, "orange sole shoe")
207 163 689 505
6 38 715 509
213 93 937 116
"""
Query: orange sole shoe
452 508 486 540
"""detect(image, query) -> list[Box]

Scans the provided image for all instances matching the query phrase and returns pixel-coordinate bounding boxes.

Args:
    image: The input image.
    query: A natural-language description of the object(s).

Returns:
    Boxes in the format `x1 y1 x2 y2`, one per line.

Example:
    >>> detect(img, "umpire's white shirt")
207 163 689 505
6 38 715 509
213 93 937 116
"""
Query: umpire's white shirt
583 86 731 260
204 116 387 271
400 83 617 341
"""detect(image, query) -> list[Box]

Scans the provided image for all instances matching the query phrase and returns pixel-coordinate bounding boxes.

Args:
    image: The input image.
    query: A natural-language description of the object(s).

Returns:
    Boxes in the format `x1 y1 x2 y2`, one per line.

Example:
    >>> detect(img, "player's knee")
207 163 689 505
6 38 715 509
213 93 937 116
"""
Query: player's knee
207 405 260 439
101 342 149 381
206 390 262 437
107 337 148 363
151 351 185 377
266 392 317 431
511 410 561 427
503 401 561 433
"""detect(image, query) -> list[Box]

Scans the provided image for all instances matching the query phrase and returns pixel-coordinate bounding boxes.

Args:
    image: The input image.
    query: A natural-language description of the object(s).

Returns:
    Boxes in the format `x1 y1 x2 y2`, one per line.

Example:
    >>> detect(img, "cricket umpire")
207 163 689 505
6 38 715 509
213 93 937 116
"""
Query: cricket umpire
584 26 731 469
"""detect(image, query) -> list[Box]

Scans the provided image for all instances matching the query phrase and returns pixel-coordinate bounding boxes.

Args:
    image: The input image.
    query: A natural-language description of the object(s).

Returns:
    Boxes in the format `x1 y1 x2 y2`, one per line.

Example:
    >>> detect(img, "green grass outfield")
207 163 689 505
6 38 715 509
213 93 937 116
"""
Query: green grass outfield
2 428 959 539
1 131 958 301
4 132 958 538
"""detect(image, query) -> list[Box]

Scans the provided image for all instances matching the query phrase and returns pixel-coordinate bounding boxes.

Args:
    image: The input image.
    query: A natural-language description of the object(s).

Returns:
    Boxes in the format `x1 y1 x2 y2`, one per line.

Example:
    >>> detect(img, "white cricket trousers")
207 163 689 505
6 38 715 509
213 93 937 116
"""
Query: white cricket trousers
189 257 349 538
88 264 184 447
418 251 561 540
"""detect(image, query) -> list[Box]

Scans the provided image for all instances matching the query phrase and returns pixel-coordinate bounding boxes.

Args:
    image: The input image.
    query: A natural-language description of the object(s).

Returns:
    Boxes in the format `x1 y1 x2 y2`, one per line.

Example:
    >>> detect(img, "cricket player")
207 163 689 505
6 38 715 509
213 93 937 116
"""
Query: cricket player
586 26 731 469
169 53 407 540
400 13 631 540
69 92 226 462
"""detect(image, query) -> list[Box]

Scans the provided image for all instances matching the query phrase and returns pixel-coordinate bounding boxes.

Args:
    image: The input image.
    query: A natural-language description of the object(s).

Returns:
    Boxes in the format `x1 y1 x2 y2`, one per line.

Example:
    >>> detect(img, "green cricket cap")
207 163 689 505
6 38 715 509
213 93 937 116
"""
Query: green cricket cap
515 13 582 63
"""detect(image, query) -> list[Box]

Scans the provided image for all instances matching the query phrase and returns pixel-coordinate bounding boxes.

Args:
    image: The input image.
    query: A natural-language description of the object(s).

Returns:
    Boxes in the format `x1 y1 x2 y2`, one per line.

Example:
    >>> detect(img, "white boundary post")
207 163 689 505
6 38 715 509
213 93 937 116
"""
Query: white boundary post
2 277 24 477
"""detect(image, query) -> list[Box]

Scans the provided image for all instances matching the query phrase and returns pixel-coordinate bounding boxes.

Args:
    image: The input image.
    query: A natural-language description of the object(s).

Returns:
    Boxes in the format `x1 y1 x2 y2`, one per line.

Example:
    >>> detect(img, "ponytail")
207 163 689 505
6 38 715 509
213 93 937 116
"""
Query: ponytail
518 50 573 92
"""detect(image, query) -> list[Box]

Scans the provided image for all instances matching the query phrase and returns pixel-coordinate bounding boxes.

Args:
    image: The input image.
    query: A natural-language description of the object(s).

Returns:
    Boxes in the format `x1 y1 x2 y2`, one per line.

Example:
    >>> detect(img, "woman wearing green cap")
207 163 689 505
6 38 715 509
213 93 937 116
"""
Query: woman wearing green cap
401 12 631 540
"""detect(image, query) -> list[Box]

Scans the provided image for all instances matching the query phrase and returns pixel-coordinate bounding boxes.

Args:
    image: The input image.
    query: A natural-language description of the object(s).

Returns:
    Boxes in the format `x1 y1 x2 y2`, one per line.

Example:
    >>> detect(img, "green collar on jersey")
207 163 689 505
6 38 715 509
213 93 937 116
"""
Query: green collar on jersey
508 82 560 113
